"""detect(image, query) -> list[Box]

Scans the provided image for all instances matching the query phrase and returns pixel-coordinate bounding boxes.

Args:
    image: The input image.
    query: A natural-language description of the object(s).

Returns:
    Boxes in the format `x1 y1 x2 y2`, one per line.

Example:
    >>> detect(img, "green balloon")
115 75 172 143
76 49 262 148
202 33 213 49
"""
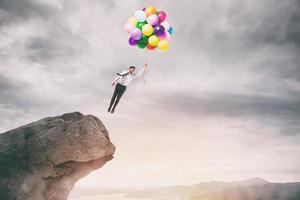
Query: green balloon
136 22 146 30
141 35 149 43
137 40 147 49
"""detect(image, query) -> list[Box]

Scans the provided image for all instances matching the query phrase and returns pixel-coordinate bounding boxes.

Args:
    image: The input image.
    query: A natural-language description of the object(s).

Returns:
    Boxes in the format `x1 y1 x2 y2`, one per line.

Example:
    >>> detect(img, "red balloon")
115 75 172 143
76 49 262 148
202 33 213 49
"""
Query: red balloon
146 43 156 50
157 11 166 22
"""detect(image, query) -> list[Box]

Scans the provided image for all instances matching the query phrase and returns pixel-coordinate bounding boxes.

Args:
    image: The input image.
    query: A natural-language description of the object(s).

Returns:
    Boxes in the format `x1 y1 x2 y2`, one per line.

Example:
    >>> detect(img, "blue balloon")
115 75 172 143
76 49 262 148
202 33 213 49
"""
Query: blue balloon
168 27 173 35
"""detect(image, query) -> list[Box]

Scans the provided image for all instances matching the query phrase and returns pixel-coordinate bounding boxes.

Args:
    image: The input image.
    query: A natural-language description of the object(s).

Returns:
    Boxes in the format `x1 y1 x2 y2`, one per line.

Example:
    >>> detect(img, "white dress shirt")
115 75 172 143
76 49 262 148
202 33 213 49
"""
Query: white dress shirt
112 67 146 86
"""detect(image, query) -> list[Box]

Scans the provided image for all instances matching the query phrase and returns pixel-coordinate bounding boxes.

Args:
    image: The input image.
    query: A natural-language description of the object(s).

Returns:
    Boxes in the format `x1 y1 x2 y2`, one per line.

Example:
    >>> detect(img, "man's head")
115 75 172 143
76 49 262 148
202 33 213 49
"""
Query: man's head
129 66 136 73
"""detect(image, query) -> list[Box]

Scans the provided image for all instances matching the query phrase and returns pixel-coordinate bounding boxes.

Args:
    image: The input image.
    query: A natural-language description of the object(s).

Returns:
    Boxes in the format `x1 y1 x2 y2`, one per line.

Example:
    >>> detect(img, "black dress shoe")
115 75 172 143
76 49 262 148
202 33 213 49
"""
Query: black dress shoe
108 107 111 112
111 109 115 114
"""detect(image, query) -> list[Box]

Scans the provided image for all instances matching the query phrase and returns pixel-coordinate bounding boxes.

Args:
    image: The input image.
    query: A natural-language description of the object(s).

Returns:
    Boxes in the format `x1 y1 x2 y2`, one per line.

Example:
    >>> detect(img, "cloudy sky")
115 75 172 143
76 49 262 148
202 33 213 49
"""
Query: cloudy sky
1 0 300 188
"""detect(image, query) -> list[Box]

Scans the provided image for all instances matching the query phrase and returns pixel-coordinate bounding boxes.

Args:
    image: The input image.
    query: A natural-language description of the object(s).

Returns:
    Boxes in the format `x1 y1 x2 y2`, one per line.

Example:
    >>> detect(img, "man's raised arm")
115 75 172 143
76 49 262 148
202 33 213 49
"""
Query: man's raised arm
135 63 148 78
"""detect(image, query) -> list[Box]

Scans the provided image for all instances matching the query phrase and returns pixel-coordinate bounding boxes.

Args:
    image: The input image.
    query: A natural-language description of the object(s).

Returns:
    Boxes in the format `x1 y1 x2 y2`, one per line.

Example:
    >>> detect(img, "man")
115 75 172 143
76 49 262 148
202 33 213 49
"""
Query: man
108 63 148 113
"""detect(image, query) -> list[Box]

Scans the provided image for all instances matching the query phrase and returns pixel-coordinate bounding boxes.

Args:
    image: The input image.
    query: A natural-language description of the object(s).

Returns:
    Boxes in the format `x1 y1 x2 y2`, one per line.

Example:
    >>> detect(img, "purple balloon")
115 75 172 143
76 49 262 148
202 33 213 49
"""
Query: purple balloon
130 28 142 40
129 37 138 46
154 25 165 36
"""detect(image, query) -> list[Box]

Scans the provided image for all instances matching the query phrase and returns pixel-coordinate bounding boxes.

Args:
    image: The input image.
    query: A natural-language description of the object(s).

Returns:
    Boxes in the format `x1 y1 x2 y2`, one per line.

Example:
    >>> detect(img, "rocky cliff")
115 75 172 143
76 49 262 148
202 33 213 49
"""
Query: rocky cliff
0 112 115 200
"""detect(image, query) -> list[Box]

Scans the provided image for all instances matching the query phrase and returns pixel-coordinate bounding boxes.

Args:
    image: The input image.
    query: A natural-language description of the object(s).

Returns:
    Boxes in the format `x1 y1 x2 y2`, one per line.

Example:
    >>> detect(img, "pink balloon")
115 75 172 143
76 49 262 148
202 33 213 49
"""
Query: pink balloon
124 22 134 33
130 28 142 40
146 14 159 26
158 11 167 22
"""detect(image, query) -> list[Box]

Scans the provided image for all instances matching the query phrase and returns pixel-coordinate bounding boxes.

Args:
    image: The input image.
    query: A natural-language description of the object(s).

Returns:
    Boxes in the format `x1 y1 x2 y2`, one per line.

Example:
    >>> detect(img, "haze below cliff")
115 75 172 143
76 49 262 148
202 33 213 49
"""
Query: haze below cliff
69 178 300 200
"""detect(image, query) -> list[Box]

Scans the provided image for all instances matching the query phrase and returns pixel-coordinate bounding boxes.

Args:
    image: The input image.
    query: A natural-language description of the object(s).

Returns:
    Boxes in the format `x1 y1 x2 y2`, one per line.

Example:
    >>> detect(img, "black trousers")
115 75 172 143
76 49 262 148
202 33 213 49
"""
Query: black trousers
109 83 127 111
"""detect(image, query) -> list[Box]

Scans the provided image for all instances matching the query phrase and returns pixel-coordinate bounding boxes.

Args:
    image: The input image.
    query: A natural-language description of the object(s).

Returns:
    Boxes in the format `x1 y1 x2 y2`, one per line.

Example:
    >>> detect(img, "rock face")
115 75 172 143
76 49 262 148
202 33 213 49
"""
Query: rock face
0 112 115 200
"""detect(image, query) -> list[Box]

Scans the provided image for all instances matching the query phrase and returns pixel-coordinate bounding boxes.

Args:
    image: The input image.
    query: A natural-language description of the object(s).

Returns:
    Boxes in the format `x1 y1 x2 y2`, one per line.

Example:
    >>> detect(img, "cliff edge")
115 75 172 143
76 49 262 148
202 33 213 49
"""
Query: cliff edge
0 112 115 200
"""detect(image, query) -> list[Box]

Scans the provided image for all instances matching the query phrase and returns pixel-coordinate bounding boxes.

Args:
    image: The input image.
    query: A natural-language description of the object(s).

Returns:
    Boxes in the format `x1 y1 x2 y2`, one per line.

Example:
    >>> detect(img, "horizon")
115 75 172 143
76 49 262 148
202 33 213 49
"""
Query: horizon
71 177 300 189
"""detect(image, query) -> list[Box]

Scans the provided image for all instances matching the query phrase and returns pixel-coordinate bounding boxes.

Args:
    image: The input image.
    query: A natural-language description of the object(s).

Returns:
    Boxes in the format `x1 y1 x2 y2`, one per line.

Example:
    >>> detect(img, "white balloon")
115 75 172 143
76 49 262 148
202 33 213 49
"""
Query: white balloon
134 10 146 22
161 21 170 31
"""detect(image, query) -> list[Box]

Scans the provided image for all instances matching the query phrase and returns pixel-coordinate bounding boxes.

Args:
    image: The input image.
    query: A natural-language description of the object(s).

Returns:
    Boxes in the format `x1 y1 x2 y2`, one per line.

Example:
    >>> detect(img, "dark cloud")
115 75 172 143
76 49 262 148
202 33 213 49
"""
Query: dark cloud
0 0 56 25
0 74 28 109
171 0 300 64
285 1 300 48
159 92 300 134
26 37 63 62
1 0 300 117
0 74 14 91
0 1 87 65
254 55 300 82
25 35 81 63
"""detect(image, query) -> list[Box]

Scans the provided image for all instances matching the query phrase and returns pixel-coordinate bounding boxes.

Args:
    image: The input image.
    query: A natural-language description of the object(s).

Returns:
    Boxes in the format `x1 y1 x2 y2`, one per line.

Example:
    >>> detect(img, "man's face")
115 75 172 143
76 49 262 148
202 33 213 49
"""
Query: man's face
129 67 135 73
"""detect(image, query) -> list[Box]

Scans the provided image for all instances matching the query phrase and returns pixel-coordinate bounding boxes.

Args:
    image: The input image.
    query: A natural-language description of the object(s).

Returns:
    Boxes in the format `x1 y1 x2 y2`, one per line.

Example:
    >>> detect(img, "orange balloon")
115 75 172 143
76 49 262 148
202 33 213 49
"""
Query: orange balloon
145 6 157 16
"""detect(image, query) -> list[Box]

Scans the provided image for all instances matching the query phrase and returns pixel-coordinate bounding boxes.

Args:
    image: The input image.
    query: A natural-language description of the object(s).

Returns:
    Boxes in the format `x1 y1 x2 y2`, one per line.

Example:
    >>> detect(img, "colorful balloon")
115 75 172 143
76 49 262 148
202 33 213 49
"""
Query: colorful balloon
148 35 160 46
154 25 165 36
142 24 154 36
136 21 146 30
128 17 138 26
125 6 172 52
157 11 167 22
128 37 138 46
141 35 149 43
168 26 173 35
134 10 146 22
146 43 156 50
146 14 159 26
130 28 142 40
124 22 134 33
158 32 170 40
137 40 147 49
145 6 157 16
158 40 169 51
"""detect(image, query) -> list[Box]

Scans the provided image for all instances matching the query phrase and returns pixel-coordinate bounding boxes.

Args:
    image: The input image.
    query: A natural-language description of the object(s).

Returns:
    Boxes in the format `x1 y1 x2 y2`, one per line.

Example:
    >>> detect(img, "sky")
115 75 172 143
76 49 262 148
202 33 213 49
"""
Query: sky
1 0 300 188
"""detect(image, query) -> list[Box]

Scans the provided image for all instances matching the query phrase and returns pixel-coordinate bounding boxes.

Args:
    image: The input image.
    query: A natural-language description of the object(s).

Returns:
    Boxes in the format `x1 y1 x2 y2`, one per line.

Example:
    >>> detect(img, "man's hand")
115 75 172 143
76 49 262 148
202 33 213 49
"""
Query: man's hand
112 82 115 86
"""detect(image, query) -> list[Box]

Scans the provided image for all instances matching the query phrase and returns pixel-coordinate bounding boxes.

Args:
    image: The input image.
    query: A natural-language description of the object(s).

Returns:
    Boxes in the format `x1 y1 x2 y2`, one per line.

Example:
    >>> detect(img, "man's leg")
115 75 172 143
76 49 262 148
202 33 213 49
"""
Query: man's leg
111 86 126 113
108 84 121 112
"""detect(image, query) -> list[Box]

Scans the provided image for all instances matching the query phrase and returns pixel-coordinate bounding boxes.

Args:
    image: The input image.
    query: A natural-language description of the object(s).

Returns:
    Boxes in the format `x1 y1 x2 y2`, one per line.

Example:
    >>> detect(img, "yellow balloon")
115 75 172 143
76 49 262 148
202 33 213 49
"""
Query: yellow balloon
128 17 137 26
158 40 169 51
145 6 157 16
148 35 160 46
142 24 154 36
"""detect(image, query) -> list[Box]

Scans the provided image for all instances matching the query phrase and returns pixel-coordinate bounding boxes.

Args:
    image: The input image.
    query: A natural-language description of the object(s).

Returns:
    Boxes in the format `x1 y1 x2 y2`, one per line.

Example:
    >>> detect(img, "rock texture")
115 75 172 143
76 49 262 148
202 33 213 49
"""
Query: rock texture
0 112 115 200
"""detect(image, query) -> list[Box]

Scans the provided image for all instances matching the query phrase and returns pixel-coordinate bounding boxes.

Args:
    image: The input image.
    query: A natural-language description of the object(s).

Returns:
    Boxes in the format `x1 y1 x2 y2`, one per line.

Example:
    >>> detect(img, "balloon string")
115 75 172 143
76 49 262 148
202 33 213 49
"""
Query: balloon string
143 49 149 84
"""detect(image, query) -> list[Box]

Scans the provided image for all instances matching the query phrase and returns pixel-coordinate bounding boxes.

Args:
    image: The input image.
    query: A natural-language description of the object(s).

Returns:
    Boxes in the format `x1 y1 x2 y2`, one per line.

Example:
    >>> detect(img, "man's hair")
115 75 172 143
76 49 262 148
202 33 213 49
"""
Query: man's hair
129 66 136 70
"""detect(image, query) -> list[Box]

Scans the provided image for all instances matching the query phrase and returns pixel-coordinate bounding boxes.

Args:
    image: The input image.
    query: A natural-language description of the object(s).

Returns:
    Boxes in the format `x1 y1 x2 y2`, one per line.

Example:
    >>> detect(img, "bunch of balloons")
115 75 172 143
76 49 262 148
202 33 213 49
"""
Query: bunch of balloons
124 6 173 51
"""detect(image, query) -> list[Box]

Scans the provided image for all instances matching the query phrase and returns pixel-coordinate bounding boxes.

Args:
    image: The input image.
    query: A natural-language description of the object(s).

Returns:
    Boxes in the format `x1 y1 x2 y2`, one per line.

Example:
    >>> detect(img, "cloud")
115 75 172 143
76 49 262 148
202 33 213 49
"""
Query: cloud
161 92 300 118
0 0 57 25
155 91 300 135
0 73 29 108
